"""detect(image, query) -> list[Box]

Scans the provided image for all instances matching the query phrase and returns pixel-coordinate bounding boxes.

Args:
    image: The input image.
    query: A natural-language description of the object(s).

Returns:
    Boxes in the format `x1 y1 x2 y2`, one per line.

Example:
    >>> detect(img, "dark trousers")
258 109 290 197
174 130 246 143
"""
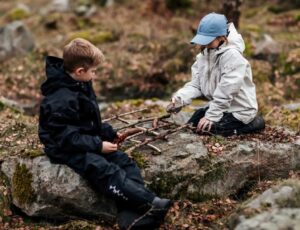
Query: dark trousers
188 107 264 136
59 150 155 210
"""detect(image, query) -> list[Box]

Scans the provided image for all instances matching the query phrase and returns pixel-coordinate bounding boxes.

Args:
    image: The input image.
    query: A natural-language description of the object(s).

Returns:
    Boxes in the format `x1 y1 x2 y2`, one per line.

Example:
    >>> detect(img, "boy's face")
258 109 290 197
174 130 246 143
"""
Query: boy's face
71 66 98 82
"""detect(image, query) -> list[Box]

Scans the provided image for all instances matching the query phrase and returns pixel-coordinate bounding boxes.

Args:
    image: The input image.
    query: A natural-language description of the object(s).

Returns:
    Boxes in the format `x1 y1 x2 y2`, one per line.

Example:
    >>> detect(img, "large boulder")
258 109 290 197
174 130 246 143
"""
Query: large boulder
0 21 35 62
1 123 299 221
229 179 300 230
253 34 281 63
1 156 117 222
140 131 300 201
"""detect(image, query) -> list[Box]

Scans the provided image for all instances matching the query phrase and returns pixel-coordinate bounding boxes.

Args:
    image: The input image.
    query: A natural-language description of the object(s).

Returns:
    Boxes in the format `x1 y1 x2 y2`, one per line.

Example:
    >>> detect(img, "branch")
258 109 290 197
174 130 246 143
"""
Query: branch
125 123 192 154
129 139 161 153
125 123 174 140
116 114 171 131
102 108 148 122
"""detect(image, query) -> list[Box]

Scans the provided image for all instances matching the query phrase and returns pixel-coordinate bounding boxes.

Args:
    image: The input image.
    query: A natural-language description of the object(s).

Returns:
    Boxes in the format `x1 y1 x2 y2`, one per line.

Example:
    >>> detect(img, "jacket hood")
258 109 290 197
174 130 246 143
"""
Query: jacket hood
216 22 245 55
41 56 79 96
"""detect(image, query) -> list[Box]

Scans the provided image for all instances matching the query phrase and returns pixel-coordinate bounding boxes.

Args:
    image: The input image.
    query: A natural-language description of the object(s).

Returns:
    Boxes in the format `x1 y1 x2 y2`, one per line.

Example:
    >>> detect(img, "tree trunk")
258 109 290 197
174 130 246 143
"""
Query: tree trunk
222 0 243 29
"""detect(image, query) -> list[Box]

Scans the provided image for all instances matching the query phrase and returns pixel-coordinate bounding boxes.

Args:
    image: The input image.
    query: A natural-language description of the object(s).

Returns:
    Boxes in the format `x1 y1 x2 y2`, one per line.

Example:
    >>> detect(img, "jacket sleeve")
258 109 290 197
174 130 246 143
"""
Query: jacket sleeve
47 103 103 153
205 50 247 122
101 122 117 142
173 59 203 105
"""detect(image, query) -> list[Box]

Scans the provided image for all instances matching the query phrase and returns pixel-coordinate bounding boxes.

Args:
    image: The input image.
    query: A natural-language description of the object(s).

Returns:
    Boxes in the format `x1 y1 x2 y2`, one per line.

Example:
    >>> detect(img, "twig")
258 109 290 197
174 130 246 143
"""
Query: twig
265 106 278 119
129 139 161 153
125 123 174 140
116 114 171 131
117 117 131 124
103 108 148 122
125 123 192 154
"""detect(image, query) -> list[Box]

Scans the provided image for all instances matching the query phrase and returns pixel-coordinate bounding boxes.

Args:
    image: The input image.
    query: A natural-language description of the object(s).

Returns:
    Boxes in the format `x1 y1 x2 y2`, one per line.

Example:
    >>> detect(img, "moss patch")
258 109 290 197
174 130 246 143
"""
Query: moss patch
131 151 147 169
69 29 119 44
0 172 12 222
148 172 189 198
276 180 300 208
7 8 30 21
12 164 36 206
58 220 98 230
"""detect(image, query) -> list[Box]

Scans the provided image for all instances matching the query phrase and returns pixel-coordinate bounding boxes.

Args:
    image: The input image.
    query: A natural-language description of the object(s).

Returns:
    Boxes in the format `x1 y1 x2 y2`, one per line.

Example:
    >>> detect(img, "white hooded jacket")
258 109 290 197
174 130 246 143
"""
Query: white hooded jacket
173 23 257 124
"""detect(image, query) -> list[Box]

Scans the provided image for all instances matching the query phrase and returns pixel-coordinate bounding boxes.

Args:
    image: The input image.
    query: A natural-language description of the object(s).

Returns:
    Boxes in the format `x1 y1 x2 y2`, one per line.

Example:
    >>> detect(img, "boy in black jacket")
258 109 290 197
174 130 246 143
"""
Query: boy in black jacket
39 38 171 229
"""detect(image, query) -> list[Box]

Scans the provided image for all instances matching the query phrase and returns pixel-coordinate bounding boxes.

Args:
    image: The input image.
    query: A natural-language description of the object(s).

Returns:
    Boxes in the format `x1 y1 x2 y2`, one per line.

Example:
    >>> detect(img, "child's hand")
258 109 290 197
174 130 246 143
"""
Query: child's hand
166 98 182 114
113 132 126 145
197 117 213 133
102 141 118 153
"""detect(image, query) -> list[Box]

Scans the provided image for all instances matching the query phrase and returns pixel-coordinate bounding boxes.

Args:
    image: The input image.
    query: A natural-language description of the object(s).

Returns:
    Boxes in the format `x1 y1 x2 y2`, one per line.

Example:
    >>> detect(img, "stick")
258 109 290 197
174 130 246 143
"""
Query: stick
125 124 192 154
102 108 148 122
129 139 161 153
125 123 174 140
116 114 171 131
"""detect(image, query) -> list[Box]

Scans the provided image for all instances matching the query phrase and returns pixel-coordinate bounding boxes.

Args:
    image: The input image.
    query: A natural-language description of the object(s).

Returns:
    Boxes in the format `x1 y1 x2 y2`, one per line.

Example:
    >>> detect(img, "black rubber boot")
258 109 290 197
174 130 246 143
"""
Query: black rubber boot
248 116 265 131
118 209 161 230
147 197 172 222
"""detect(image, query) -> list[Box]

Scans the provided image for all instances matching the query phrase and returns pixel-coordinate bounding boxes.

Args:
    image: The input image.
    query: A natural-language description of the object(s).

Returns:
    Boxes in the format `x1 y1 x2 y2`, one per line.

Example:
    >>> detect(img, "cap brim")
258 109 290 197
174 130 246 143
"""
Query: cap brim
190 34 216 45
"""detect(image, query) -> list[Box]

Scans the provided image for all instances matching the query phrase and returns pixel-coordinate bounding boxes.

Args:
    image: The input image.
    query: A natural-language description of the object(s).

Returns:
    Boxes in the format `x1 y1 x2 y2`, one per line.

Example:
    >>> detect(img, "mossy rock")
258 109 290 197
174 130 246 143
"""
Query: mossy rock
0 172 13 222
69 29 119 44
12 164 36 206
276 179 300 208
58 220 98 230
148 172 189 199
7 7 30 21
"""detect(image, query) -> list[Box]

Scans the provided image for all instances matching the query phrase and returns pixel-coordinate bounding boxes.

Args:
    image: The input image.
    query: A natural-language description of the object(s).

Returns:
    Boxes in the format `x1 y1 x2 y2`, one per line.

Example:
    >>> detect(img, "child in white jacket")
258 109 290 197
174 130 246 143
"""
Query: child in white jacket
169 13 265 136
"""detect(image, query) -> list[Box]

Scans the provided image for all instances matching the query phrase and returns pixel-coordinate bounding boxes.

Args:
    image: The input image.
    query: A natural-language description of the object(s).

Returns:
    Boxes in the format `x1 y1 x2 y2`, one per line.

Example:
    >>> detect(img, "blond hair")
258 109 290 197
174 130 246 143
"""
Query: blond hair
63 38 105 73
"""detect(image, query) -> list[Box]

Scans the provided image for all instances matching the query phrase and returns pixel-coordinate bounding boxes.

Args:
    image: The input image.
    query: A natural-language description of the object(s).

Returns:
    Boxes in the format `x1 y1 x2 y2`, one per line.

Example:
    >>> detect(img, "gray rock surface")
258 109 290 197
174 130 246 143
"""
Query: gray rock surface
254 34 280 62
0 21 35 62
1 156 117 221
246 186 293 209
235 208 300 230
229 179 300 229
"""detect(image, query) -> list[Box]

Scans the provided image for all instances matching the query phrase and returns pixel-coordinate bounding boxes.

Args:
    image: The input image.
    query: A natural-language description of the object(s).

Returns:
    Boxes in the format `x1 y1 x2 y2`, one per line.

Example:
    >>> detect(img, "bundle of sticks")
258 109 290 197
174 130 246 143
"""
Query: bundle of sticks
103 108 195 155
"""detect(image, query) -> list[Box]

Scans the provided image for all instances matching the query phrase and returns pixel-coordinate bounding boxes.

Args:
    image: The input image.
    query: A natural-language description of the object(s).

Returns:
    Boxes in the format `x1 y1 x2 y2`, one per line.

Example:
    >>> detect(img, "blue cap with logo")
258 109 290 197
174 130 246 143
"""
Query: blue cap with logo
191 13 228 45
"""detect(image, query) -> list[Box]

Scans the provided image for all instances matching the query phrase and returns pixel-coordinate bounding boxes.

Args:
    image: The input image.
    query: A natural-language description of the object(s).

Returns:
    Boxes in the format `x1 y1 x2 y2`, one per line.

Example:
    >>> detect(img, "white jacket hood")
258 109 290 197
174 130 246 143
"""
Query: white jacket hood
216 23 245 55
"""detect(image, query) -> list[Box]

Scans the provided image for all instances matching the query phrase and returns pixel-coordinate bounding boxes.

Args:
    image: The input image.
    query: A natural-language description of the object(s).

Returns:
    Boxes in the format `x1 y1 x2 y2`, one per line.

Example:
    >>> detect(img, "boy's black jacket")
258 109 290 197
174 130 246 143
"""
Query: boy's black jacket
39 56 116 161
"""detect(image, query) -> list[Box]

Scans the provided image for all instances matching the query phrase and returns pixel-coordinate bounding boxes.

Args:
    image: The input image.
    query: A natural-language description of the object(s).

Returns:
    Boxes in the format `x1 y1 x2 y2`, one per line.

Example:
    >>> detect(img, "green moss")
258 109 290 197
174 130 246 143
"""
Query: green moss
59 220 98 230
0 101 4 111
148 172 188 198
244 40 253 58
268 5 286 14
0 172 12 222
276 180 300 208
7 8 30 21
69 30 119 44
12 164 36 206
24 149 44 158
131 152 147 169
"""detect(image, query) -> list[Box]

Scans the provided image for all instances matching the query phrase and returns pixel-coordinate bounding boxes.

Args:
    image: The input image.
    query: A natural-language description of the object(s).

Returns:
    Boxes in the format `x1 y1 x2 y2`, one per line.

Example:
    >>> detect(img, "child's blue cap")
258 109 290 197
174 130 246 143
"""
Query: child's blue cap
191 13 228 45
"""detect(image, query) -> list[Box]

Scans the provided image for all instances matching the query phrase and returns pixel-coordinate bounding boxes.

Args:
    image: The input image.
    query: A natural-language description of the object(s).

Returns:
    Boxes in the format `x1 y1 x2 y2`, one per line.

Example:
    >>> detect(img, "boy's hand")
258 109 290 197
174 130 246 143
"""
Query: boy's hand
102 141 118 153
